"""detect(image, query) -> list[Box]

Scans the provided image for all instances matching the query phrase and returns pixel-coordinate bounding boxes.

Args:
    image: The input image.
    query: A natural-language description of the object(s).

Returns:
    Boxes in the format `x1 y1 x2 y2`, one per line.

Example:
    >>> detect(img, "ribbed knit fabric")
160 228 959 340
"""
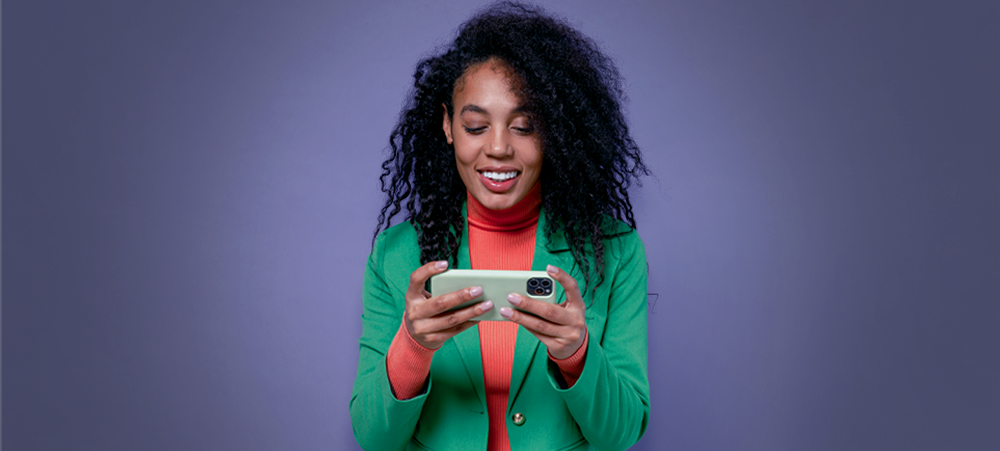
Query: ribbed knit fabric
385 322 436 399
468 183 541 451
385 181 587 450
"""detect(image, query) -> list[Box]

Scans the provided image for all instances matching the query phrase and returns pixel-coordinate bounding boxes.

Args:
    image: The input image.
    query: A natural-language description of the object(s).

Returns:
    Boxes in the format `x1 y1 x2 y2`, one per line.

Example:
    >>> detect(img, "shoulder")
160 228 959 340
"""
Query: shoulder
601 216 637 237
374 221 419 249
369 221 420 262
599 217 646 269
369 221 423 288
601 216 643 246
542 211 641 253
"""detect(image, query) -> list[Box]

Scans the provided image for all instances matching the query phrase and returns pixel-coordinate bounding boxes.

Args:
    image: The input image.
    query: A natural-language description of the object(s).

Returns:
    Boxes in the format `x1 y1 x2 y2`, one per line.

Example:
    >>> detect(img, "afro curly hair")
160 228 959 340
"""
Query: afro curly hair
375 1 649 291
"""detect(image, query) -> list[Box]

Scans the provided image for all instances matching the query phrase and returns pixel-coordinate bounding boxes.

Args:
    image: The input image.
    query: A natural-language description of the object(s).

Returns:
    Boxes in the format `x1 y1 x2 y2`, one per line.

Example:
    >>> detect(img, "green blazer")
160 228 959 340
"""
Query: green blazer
350 209 649 451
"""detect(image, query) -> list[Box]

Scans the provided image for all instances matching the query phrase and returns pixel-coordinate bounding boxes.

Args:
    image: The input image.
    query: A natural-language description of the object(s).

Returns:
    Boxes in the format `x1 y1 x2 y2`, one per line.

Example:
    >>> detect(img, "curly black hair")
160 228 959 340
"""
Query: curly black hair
375 1 648 291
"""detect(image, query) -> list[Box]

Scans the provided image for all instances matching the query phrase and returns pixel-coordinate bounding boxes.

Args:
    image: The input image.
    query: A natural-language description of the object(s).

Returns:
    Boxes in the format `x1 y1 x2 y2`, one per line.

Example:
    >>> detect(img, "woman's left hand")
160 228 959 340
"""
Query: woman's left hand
500 265 587 360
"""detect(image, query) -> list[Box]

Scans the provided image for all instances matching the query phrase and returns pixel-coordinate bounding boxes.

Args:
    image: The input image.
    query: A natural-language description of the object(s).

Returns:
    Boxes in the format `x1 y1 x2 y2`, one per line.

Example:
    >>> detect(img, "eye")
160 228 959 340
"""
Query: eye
463 126 487 134
510 117 535 135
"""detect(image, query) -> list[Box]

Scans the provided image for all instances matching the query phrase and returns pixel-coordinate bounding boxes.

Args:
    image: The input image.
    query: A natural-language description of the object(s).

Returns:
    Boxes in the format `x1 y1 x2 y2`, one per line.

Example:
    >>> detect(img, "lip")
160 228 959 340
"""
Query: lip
477 167 521 193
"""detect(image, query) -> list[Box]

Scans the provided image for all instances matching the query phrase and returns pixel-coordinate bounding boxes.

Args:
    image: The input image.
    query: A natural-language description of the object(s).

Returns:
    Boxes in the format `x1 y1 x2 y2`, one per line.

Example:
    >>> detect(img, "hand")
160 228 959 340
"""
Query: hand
500 265 587 359
403 260 493 350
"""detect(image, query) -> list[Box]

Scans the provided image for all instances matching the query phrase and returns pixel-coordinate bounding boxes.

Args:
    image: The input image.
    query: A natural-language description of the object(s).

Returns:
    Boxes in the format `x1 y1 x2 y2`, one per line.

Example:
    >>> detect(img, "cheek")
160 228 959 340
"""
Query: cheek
454 147 476 167
526 147 544 172
453 146 479 176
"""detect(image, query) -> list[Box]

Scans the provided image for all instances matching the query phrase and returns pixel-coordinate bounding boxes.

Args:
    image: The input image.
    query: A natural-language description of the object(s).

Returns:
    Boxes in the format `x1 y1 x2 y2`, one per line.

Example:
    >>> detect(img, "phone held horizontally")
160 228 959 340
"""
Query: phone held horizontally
429 269 558 321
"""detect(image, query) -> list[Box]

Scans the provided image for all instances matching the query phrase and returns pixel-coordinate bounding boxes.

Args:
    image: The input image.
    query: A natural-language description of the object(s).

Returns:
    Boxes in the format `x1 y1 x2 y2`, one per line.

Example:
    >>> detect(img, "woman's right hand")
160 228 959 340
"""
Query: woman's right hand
404 260 492 350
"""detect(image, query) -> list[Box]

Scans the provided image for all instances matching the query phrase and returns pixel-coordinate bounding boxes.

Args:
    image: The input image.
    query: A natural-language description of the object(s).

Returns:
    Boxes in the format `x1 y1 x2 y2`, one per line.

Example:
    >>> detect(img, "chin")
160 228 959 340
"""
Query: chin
477 192 519 210
484 199 516 210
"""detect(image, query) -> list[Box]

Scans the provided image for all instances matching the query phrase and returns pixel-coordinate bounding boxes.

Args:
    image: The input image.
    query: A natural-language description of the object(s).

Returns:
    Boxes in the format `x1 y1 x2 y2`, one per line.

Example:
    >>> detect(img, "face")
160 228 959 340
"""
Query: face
443 60 542 210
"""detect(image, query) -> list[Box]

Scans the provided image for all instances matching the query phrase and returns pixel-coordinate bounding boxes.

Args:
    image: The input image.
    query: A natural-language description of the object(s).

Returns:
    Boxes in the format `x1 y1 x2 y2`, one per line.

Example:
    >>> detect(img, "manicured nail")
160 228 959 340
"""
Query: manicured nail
547 265 558 275
481 300 494 311
499 307 513 318
507 294 521 306
469 286 483 297
436 261 448 269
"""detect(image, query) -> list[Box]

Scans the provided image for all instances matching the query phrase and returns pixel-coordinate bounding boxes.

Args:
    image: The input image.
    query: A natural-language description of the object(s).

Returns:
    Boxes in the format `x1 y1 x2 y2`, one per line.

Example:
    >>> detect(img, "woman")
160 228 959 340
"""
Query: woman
350 3 650 450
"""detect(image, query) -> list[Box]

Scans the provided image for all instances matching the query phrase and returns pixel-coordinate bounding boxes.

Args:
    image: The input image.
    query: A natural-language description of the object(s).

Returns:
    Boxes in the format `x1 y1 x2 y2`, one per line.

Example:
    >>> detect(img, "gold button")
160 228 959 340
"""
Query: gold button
512 413 526 426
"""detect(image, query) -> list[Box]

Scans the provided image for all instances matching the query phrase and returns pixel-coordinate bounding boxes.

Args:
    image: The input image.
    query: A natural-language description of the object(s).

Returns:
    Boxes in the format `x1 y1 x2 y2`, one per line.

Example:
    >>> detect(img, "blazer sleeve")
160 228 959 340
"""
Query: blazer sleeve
547 230 650 451
350 230 430 451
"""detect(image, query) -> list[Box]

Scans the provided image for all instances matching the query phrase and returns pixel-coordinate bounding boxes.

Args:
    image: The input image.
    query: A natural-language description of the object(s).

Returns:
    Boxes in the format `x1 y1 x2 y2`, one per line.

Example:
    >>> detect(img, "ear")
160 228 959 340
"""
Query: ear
442 103 454 145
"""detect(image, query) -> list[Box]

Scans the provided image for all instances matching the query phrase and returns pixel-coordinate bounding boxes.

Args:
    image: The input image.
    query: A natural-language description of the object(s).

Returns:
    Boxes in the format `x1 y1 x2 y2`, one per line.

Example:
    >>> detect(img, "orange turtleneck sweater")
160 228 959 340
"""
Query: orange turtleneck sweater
385 182 588 451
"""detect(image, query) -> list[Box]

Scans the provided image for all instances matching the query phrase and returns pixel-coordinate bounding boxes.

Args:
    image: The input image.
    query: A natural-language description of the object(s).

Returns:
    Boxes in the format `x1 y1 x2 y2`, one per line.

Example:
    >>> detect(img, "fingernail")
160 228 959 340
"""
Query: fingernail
469 286 483 297
547 265 558 274
481 300 493 311
499 307 513 318
436 261 448 269
507 294 521 305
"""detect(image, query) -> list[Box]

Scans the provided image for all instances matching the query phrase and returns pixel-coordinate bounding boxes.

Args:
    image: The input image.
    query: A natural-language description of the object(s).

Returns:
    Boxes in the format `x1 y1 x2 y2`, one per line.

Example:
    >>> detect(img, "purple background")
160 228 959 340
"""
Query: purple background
4 0 999 450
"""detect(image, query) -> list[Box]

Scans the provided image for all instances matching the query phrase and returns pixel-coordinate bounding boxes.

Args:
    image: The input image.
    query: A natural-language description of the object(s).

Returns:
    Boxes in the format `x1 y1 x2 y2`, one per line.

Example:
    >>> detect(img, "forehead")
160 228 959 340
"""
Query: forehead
452 59 525 106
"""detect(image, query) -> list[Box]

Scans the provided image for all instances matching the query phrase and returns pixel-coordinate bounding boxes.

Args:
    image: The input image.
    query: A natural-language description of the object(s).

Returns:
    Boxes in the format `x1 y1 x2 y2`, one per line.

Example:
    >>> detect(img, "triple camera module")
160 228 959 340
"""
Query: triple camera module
527 277 553 296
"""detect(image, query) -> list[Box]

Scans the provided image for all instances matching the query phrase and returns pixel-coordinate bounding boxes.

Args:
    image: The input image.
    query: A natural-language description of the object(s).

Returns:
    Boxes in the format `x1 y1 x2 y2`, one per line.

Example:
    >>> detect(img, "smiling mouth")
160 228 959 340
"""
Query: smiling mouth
480 170 520 182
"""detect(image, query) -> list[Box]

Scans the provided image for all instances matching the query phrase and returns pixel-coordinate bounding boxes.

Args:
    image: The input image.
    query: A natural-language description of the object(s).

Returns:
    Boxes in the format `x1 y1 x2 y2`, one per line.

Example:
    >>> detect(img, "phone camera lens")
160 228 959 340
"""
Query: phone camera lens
541 278 552 287
534 287 545 295
528 278 539 287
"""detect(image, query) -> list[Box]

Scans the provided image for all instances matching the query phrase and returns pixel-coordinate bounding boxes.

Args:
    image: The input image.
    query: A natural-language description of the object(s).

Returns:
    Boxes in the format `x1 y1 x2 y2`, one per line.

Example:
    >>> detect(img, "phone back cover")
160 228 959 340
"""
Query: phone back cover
429 269 558 321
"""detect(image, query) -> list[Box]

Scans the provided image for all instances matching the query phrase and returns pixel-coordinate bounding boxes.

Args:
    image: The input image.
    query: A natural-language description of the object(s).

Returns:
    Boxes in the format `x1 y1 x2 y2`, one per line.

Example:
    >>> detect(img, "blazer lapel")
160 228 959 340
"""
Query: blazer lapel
451 325 487 410
449 207 487 409
508 209 575 409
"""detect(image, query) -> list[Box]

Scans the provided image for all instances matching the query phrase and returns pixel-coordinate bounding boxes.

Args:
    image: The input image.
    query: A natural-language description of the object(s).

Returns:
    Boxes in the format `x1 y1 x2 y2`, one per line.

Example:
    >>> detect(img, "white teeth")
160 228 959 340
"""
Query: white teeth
482 171 518 181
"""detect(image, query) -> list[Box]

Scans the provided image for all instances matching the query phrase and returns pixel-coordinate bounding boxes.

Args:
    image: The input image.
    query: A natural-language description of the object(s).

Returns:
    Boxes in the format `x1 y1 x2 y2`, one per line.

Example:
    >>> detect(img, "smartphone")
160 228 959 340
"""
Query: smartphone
429 269 559 321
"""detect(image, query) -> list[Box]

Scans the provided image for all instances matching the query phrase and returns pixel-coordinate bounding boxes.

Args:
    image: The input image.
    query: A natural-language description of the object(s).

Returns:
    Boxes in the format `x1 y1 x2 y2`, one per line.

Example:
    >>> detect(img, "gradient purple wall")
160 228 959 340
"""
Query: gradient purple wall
4 1 998 450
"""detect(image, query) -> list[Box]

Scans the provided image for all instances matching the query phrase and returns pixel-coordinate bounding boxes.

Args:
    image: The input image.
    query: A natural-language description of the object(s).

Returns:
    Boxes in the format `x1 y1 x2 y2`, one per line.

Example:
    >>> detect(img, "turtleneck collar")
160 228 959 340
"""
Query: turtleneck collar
467 181 542 232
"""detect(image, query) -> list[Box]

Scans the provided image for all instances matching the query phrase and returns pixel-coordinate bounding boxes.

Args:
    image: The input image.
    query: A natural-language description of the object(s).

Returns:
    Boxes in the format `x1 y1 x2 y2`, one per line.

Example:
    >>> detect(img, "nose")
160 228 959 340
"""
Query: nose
485 128 513 158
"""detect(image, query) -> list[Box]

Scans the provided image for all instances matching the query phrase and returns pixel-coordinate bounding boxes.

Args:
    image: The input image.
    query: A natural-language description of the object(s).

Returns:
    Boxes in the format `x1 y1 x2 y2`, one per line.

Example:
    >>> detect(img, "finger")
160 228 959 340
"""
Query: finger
499 306 567 338
415 300 493 334
525 323 585 360
423 320 478 346
507 293 572 325
546 265 585 308
503 307 585 360
516 322 559 340
414 285 483 319
406 260 450 299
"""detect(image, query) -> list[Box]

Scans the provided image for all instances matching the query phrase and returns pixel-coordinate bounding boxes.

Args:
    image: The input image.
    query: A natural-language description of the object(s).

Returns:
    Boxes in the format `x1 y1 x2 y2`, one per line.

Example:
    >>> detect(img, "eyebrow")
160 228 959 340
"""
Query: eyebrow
459 104 530 115
460 104 488 115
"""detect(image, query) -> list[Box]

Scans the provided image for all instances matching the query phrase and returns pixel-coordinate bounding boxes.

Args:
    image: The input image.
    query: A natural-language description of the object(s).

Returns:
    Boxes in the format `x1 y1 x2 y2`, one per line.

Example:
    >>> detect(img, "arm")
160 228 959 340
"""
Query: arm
349 234 425 451
501 231 650 450
549 232 650 451
551 333 588 387
385 321 436 400
350 231 492 450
